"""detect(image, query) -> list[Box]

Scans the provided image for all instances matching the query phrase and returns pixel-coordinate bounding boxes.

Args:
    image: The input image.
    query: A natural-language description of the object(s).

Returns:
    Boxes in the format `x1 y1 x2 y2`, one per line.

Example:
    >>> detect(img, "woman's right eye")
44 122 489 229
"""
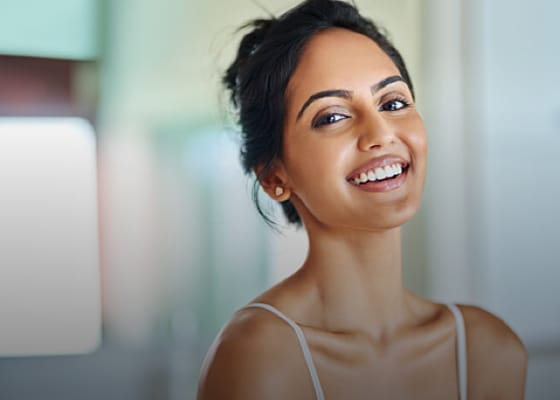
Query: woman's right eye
312 113 349 128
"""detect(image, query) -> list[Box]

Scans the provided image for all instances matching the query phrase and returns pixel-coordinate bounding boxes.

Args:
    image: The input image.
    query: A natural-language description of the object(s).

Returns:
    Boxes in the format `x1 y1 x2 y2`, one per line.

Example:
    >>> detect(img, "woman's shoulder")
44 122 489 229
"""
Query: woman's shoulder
457 304 527 356
197 304 315 400
457 304 528 399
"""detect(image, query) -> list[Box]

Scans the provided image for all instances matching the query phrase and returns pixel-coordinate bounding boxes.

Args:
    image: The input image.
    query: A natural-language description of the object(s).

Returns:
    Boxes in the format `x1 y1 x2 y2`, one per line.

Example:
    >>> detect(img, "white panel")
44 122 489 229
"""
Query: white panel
480 0 560 346
0 118 101 356
421 0 471 303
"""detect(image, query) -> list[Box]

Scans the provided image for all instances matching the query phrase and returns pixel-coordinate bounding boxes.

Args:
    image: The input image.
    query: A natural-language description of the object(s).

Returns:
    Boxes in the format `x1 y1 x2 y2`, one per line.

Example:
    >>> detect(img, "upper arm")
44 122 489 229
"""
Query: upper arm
461 305 528 400
197 336 279 400
197 310 313 400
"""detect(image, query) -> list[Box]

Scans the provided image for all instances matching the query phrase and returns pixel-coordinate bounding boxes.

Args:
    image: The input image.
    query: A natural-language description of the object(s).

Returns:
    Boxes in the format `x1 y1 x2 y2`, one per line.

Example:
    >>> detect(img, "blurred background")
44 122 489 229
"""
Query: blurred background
0 0 558 398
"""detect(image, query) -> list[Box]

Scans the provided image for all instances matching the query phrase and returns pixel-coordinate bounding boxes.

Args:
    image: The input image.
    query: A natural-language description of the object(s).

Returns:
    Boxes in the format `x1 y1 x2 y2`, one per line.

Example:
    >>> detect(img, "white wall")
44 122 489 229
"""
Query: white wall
476 2 560 398
422 1 560 398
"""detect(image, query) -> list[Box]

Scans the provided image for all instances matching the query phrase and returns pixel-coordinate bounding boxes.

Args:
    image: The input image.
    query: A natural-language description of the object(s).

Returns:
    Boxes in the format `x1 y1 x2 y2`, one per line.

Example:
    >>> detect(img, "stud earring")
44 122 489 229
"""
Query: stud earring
275 186 284 197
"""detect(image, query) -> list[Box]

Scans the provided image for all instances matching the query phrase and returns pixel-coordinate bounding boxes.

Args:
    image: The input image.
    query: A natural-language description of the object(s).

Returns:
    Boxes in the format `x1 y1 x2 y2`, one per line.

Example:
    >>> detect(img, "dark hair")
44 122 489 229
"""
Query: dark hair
223 0 414 227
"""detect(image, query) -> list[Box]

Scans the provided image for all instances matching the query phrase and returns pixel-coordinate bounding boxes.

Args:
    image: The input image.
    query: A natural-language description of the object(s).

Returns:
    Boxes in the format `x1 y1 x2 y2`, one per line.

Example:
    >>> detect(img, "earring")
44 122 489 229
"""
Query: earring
275 186 284 197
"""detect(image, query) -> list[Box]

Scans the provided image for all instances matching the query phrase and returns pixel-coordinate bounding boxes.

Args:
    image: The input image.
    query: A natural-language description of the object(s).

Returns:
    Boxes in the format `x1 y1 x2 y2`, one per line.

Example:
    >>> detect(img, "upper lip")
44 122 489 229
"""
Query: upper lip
346 154 409 181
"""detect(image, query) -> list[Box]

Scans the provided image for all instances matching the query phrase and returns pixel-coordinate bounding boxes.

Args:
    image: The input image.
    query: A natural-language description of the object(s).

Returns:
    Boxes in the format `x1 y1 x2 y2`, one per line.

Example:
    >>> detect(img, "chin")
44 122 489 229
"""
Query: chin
363 201 422 231
298 194 423 232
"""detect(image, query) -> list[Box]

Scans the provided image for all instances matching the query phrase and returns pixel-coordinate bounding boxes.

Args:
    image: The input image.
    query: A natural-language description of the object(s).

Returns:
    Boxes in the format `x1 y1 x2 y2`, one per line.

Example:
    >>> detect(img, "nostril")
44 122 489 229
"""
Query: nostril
358 134 394 151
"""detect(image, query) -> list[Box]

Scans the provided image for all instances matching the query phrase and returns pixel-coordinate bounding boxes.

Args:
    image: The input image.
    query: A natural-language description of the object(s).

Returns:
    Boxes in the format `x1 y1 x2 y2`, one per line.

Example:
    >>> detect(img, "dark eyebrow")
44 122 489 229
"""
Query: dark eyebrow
370 75 404 95
296 89 351 121
295 75 405 121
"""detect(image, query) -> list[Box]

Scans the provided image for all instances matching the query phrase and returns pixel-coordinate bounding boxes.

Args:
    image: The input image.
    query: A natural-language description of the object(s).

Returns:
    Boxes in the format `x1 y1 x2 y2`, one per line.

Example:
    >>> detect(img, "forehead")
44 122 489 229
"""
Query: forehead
286 28 400 101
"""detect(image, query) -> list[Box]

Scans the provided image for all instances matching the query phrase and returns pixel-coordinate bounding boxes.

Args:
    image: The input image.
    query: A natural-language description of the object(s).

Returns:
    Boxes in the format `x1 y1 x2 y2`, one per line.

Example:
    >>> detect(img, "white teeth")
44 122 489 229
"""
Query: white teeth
351 164 406 185
384 165 394 177
374 167 387 180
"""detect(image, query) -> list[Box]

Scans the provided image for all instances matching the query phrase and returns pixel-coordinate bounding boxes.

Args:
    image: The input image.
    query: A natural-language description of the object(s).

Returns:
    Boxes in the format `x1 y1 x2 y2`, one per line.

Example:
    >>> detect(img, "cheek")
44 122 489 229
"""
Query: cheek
410 126 428 194
414 129 428 161
403 117 428 162
284 135 341 180
282 136 352 208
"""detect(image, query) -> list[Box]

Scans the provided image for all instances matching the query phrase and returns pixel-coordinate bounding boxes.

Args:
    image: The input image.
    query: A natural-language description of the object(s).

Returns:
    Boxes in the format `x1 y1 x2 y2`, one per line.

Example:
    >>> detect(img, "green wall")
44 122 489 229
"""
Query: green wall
0 0 98 59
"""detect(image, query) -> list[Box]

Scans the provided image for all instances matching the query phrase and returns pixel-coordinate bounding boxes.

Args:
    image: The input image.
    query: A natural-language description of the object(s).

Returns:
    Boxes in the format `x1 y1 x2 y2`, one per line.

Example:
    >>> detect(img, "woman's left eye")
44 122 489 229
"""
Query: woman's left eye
380 98 410 112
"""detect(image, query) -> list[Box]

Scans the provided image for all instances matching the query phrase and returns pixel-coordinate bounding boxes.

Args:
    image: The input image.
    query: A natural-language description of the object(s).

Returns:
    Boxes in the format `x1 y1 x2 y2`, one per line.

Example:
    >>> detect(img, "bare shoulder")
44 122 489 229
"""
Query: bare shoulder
458 305 528 399
459 304 527 362
197 305 314 400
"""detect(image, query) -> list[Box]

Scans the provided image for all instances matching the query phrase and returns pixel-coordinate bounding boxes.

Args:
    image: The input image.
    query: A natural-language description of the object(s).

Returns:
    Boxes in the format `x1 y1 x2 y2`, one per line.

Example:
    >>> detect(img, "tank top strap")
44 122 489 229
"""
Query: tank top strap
244 303 325 400
446 303 468 400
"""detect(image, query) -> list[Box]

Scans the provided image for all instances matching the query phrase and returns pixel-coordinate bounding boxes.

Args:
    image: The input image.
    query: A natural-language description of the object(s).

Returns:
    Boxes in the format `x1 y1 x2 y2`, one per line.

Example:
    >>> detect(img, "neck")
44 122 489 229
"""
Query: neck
297 226 412 339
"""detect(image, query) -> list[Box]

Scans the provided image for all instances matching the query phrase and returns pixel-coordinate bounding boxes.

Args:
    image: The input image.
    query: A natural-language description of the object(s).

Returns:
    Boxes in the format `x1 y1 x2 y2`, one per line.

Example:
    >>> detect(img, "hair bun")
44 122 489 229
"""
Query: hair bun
223 18 276 109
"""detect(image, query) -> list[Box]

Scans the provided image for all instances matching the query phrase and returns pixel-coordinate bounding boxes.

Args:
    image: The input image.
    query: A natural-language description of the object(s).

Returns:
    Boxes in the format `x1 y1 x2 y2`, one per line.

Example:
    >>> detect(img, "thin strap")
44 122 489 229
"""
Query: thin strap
447 304 468 400
244 303 325 400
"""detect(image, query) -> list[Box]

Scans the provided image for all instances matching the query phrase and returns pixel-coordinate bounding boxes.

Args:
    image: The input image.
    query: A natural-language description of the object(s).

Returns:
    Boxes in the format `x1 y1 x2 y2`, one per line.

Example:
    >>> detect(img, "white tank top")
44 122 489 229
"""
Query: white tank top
245 302 468 400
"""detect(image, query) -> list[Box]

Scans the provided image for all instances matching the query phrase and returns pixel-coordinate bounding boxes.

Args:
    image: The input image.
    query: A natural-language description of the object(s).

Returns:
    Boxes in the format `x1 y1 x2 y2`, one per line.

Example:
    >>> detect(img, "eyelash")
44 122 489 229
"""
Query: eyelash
311 96 411 128
379 96 411 112
312 113 349 128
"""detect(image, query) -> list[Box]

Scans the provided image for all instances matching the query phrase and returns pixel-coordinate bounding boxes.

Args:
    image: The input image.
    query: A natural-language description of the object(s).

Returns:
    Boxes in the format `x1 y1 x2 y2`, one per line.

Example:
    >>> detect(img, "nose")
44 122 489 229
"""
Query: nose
357 111 396 151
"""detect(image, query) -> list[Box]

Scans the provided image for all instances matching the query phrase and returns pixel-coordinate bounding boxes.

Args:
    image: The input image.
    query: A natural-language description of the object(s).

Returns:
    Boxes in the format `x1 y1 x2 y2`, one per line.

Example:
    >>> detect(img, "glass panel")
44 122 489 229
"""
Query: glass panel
0 117 101 356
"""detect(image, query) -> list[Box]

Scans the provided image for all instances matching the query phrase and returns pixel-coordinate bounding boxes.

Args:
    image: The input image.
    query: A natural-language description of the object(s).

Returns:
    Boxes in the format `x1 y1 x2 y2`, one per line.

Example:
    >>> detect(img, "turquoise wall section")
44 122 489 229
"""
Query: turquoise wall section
0 0 98 59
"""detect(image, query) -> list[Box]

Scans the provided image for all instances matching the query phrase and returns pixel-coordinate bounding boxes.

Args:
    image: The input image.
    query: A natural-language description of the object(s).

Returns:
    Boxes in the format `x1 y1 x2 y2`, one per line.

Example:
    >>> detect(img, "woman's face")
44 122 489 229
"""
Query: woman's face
279 28 427 232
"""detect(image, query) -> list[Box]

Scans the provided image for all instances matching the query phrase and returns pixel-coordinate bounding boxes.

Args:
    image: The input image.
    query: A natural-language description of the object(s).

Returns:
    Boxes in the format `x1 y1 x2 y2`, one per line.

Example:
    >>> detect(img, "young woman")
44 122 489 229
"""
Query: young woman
198 1 527 398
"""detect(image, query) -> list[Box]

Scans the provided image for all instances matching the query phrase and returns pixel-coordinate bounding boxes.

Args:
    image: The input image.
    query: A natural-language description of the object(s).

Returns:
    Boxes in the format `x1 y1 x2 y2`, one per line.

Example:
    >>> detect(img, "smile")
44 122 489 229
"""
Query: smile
345 155 411 193
349 163 406 185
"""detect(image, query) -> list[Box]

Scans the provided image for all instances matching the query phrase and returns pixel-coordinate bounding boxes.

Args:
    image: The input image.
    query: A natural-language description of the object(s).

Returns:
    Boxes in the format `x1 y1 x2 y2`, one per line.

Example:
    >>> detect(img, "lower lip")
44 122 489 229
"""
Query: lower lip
349 168 408 192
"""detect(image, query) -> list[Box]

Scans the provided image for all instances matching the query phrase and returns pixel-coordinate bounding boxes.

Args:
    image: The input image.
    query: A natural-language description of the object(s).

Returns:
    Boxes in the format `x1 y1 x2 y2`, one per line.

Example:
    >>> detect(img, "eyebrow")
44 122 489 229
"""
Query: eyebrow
295 75 405 121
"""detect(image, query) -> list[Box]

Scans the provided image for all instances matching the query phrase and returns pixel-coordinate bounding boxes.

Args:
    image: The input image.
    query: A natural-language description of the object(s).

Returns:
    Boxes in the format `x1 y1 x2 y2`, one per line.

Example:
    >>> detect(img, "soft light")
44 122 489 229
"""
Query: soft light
0 117 101 356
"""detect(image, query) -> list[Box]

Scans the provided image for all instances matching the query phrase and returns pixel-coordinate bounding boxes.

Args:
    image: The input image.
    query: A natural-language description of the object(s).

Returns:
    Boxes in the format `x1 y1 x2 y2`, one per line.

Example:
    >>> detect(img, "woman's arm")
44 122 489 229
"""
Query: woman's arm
461 305 528 400
197 309 315 400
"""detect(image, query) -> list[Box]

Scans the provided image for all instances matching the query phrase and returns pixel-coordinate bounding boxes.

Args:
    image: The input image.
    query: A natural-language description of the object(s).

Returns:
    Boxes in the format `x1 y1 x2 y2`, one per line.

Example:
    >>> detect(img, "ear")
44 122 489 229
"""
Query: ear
254 161 291 202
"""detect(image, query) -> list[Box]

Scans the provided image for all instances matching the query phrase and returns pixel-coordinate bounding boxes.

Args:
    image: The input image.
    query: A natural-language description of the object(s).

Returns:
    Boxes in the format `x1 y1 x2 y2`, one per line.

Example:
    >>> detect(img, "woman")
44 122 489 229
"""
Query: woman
198 0 527 398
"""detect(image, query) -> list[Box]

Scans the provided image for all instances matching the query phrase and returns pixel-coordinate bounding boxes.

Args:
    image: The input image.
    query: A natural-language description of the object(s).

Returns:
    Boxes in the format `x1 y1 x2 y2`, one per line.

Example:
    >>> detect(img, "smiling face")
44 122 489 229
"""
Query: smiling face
271 28 427 232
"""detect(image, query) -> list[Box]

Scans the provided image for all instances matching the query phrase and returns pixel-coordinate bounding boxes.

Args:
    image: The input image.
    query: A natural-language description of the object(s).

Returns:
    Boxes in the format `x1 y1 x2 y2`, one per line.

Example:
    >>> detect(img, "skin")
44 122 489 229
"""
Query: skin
198 28 527 399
